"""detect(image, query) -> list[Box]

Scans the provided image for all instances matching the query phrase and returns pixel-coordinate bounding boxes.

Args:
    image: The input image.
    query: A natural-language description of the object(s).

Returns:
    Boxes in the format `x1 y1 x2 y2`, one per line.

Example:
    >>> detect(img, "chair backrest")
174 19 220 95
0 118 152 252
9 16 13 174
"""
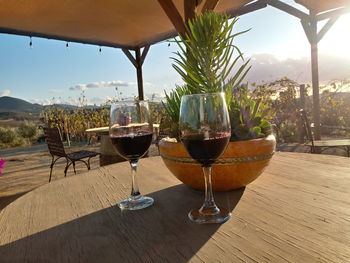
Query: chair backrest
43 127 67 157
299 109 315 146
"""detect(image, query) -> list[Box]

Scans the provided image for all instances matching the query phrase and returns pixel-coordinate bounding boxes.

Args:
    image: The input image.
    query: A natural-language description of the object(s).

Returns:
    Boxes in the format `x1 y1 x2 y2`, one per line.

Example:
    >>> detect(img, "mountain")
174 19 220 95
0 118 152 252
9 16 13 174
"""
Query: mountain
0 96 44 113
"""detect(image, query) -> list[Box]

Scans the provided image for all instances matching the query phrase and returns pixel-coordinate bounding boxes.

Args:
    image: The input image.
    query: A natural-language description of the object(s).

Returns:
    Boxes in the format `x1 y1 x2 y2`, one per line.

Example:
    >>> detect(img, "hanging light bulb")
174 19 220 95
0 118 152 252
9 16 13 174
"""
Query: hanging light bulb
29 37 33 49
66 42 69 49
99 46 102 54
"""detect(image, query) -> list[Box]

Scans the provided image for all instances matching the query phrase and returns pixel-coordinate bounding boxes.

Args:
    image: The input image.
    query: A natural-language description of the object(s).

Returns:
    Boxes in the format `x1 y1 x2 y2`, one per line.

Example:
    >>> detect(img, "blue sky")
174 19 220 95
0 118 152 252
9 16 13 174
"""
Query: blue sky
0 5 349 105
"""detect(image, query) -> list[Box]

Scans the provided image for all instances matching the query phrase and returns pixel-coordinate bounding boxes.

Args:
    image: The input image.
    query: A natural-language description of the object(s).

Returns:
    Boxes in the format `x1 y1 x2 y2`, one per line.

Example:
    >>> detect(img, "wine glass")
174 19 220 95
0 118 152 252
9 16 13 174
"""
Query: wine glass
179 92 231 223
109 100 154 210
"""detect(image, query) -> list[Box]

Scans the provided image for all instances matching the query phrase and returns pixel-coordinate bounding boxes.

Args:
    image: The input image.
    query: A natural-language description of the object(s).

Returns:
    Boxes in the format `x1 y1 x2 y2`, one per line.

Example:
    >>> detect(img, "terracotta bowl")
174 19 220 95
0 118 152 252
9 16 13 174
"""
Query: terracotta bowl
159 135 276 191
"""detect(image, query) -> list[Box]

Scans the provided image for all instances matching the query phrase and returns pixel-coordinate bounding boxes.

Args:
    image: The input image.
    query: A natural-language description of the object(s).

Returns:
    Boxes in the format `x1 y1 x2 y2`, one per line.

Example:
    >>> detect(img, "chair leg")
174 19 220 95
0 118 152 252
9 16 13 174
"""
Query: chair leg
73 161 77 174
64 159 70 177
87 157 92 170
49 156 55 182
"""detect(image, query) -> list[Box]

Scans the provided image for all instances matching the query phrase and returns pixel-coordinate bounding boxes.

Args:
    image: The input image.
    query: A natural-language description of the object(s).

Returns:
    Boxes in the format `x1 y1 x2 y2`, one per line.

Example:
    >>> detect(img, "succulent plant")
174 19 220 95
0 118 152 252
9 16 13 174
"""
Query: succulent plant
162 11 271 141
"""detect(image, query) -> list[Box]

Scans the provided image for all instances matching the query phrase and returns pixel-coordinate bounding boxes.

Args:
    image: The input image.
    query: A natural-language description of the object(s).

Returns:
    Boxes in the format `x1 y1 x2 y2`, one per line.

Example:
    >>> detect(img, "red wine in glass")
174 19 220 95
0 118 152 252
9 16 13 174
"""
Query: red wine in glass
180 92 231 224
109 100 154 210
181 132 230 167
110 131 153 163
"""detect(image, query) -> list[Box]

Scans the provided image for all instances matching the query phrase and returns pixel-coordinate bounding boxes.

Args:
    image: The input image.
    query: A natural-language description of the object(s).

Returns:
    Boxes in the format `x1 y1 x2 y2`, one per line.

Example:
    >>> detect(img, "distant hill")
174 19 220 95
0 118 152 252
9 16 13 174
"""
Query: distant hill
0 96 44 113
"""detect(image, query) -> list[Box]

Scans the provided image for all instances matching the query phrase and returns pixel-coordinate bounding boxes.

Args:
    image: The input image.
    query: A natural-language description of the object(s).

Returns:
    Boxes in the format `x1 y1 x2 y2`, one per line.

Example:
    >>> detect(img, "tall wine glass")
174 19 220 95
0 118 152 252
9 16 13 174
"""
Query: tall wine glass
109 100 154 210
179 92 231 223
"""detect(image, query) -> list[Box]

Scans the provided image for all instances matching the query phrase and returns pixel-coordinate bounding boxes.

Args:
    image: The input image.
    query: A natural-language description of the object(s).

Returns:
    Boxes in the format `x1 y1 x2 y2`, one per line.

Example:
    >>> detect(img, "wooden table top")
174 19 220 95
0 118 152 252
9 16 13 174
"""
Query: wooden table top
308 139 350 147
86 124 160 134
1 152 349 262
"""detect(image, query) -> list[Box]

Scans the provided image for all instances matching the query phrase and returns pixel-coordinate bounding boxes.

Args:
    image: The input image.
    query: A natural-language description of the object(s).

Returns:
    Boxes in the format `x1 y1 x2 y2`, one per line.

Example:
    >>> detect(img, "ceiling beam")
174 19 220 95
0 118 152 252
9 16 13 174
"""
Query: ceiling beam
157 0 187 35
140 45 150 66
185 0 197 22
301 19 312 44
266 0 309 21
122 48 138 68
227 0 267 17
316 6 350 21
317 17 338 42
202 0 220 13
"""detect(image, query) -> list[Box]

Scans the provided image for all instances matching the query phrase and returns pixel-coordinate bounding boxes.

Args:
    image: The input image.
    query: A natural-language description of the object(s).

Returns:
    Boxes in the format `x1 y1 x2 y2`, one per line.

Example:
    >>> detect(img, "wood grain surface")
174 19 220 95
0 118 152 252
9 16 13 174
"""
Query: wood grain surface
0 152 349 263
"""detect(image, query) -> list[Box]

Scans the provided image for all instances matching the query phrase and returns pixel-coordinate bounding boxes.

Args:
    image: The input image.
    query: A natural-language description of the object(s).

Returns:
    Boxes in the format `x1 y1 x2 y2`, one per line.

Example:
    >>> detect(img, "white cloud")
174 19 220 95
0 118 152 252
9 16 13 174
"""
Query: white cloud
70 84 87 91
29 98 52 105
236 53 350 85
69 80 140 91
0 89 10 97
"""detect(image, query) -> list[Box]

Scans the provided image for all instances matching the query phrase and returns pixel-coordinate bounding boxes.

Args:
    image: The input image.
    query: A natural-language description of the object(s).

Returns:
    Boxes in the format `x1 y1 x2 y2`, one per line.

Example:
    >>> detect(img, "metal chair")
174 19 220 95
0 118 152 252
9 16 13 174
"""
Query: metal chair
43 127 100 182
299 109 350 156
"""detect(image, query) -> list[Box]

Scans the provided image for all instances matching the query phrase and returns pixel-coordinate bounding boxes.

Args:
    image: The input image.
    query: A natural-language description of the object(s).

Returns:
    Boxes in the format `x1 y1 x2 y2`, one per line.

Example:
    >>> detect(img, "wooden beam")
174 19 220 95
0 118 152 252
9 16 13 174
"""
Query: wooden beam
122 48 137 68
140 45 150 66
227 0 267 18
317 17 338 43
184 0 196 23
135 48 144 100
0 27 136 50
202 0 219 13
266 0 309 21
309 12 321 140
316 6 350 21
301 19 312 44
157 0 187 35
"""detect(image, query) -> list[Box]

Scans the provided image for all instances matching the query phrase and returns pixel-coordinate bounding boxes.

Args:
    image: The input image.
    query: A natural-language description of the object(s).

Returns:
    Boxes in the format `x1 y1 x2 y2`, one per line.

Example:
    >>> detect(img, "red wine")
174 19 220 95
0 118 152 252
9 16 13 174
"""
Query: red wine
182 133 230 166
110 132 153 162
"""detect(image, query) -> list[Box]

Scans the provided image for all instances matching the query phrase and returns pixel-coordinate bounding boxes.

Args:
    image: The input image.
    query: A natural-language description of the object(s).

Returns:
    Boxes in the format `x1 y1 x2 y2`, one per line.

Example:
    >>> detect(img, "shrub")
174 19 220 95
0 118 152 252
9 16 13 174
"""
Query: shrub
0 127 17 144
17 121 37 139
0 127 26 148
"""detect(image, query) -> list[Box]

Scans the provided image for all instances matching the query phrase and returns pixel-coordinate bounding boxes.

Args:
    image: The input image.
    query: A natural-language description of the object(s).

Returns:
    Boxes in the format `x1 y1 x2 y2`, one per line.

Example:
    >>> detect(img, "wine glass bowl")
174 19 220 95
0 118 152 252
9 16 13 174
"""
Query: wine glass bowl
180 92 231 223
109 100 154 210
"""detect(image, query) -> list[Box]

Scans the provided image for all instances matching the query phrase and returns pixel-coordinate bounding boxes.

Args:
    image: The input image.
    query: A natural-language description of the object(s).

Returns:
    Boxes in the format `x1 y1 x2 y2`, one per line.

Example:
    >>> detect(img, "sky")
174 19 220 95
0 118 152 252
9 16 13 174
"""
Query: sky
0 4 349 105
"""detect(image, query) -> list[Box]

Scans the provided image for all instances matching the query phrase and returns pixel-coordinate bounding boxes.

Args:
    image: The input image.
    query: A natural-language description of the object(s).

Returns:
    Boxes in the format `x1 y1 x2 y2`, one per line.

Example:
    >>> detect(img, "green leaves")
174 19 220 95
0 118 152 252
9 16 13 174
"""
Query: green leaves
163 11 271 141
171 11 250 94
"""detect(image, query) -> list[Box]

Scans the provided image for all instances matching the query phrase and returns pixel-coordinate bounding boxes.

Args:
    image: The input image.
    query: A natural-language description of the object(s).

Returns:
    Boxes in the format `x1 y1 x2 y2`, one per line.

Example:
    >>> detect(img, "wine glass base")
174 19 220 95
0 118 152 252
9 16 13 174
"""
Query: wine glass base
118 196 154 210
188 206 231 224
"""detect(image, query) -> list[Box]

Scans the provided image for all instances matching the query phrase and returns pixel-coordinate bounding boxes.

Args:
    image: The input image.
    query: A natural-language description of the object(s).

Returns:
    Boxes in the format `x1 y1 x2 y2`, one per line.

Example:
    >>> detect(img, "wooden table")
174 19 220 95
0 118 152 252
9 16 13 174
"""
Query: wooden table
0 152 349 262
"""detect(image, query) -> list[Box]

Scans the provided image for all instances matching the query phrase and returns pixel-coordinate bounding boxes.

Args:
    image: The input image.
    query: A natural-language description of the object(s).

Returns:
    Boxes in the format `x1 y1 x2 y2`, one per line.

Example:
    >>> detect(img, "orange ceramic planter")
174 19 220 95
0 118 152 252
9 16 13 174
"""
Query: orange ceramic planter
159 135 276 191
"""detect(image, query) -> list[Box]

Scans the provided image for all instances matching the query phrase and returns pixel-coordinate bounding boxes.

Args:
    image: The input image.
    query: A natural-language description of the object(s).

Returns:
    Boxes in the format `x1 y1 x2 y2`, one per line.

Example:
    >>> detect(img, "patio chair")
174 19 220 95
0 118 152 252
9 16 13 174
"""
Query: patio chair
299 109 350 156
43 127 100 182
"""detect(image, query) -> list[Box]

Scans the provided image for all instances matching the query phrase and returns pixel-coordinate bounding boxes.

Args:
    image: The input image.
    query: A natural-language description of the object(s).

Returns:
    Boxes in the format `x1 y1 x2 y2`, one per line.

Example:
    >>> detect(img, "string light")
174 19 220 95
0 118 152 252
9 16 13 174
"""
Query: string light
29 37 33 48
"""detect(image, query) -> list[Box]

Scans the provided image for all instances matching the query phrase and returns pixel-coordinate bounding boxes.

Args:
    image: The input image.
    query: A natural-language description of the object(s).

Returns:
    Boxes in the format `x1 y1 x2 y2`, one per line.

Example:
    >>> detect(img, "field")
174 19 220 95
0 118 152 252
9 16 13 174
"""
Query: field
0 119 26 128
0 143 159 210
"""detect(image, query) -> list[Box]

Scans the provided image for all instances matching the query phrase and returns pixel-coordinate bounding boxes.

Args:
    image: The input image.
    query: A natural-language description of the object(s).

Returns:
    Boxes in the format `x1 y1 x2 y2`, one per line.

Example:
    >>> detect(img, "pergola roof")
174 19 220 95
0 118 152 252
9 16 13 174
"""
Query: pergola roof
0 1 349 50
0 0 252 50
295 0 350 13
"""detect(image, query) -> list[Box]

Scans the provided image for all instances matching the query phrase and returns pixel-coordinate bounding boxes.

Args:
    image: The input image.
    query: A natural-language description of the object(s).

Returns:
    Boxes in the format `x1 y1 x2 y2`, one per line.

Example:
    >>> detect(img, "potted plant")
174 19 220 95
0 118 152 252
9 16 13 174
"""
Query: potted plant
159 11 276 191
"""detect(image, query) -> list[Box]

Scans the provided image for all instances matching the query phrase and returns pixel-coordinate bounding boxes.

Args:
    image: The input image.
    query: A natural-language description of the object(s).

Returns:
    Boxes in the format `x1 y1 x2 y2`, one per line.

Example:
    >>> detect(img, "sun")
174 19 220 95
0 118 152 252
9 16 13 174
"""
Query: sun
319 13 350 58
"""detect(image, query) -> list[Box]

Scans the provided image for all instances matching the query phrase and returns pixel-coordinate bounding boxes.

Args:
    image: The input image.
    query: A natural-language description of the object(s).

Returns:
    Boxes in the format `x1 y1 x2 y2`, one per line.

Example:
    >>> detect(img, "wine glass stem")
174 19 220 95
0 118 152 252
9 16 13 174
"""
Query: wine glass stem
200 166 219 215
130 161 141 200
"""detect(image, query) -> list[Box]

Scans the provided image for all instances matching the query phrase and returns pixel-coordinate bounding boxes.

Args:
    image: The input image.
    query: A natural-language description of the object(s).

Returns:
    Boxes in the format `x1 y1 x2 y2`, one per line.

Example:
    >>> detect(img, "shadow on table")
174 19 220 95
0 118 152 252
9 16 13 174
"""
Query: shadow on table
0 184 245 263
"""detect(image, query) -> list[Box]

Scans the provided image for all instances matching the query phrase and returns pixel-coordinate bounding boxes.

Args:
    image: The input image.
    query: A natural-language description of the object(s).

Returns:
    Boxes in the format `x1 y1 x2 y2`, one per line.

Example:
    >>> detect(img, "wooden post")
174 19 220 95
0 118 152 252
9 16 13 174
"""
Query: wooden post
298 84 306 143
309 12 321 140
122 46 150 101
299 84 306 109
135 48 144 100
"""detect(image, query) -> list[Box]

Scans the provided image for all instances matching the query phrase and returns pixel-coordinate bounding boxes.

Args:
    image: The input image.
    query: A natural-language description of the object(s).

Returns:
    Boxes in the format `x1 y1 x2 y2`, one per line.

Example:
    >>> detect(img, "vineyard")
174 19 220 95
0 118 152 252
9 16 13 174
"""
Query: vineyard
1 78 349 149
